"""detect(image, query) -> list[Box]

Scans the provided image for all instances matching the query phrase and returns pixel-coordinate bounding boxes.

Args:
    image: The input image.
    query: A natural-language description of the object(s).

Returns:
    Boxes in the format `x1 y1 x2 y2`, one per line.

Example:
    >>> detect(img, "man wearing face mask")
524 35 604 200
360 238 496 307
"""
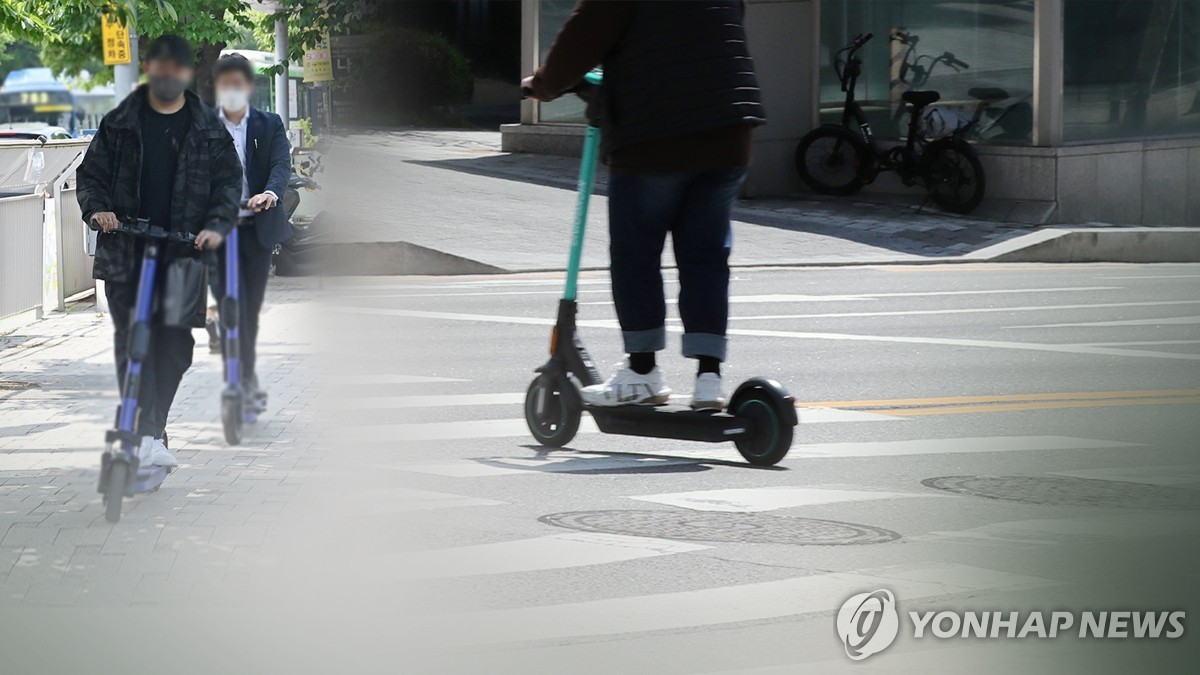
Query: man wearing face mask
77 34 242 468
210 52 293 412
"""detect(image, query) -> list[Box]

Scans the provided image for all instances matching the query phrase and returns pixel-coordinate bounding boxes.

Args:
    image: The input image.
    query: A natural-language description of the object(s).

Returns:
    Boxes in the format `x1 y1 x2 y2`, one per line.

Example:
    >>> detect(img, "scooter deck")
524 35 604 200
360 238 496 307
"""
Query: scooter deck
586 404 753 443
132 465 169 493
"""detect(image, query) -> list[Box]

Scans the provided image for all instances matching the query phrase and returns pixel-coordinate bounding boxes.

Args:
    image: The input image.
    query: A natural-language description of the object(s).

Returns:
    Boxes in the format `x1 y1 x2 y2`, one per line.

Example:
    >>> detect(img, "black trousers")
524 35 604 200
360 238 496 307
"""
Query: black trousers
106 277 195 439
211 226 272 386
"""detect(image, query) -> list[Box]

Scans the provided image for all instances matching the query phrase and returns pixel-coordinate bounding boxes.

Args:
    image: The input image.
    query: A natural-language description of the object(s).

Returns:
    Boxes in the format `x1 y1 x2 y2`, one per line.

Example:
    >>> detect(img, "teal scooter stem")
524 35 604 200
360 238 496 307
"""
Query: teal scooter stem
523 69 797 465
562 70 605 302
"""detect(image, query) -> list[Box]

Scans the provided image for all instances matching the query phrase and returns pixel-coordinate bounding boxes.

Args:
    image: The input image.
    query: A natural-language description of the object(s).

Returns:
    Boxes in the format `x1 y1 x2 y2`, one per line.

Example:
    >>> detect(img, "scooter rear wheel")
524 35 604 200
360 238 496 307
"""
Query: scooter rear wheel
104 460 129 523
731 389 794 466
525 375 581 448
223 394 244 446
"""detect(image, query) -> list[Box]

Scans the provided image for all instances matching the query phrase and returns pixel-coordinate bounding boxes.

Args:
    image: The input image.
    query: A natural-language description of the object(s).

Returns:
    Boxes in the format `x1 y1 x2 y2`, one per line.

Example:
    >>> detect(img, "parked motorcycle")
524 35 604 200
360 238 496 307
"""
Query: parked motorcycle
273 151 327 277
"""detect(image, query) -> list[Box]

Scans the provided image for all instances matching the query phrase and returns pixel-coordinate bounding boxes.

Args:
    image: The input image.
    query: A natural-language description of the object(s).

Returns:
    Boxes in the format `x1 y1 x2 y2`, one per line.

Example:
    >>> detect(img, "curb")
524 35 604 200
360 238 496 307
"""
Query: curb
317 227 1200 276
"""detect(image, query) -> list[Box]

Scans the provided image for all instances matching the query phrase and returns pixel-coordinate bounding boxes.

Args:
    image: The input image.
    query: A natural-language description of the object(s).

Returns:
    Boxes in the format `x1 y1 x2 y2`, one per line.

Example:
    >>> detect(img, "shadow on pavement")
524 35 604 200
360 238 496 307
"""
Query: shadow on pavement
408 151 1038 258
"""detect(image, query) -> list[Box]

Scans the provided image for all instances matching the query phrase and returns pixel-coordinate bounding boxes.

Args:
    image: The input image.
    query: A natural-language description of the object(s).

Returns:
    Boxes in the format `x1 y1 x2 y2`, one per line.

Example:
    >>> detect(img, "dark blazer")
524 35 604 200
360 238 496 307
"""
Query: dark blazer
243 106 293 247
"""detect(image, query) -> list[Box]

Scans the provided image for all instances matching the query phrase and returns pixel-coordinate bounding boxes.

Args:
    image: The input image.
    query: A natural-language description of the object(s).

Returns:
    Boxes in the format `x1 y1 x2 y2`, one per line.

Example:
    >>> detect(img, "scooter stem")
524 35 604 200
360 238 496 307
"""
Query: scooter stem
563 124 601 302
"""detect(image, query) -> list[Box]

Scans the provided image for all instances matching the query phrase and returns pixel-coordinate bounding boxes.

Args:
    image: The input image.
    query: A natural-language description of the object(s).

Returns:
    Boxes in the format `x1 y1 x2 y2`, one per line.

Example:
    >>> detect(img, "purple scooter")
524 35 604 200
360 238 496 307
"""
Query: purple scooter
96 218 197 523
218 217 259 446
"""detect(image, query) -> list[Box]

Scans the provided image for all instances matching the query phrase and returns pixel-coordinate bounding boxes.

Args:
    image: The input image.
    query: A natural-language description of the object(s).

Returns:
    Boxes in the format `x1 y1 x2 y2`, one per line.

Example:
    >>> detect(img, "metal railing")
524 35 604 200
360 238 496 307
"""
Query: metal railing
59 188 93 298
0 194 45 319
0 140 90 321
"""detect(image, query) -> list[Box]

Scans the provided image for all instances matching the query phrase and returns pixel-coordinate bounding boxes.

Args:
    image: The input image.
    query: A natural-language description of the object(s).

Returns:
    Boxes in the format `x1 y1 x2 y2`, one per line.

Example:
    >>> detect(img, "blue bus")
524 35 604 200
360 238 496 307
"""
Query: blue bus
0 68 83 137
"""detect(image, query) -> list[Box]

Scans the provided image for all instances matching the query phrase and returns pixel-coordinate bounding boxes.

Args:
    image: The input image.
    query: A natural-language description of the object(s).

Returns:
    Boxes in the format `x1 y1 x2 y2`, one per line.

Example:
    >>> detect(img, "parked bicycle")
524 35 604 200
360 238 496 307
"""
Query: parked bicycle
794 33 986 214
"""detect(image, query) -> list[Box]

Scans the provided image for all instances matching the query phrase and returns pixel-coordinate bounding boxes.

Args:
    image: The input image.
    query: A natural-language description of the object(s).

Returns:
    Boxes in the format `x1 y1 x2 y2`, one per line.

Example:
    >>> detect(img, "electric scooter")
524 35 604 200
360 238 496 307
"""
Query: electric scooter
219 216 261 446
94 218 196 523
521 71 798 466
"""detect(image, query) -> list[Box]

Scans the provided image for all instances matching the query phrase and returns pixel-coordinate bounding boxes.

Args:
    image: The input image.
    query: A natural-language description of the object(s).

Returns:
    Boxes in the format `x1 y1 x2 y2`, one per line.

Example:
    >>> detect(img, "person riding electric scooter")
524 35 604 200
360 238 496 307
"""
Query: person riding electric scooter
521 0 766 408
76 35 241 511
522 2 796 465
209 53 293 430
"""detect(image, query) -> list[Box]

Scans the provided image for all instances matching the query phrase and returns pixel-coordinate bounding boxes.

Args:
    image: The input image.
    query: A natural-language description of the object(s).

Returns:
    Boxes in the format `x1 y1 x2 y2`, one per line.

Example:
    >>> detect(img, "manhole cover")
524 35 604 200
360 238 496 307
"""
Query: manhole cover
923 475 1200 510
540 510 899 545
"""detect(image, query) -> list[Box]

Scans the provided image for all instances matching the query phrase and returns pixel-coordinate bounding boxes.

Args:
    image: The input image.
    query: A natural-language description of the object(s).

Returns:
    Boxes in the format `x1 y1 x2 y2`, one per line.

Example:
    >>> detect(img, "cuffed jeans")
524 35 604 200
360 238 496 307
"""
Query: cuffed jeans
607 166 746 362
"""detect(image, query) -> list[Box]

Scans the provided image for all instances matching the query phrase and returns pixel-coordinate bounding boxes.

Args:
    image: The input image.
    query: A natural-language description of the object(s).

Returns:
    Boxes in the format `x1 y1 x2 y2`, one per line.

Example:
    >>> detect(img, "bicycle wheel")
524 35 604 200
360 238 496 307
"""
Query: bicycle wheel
923 140 985 214
794 126 873 196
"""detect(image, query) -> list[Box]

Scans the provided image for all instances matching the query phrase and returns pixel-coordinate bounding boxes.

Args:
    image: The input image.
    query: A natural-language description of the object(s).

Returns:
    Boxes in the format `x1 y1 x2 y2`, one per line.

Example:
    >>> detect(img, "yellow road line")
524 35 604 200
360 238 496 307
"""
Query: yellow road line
798 389 1200 409
885 396 1200 416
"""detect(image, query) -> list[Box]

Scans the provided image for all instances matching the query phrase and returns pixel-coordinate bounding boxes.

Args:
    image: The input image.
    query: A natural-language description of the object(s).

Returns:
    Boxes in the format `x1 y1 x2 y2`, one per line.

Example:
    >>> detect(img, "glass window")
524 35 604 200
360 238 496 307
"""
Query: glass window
536 0 586 123
820 1 1035 143
1064 0 1200 141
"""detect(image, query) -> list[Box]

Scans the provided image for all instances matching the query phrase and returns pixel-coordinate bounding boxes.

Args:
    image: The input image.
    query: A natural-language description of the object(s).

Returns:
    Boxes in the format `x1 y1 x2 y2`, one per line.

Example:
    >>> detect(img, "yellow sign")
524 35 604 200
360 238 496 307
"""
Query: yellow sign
101 15 131 65
303 37 333 83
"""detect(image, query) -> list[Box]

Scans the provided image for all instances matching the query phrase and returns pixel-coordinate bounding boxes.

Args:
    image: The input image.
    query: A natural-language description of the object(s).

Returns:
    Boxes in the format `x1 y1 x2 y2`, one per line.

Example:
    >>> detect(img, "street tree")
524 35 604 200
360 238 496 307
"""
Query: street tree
0 1 374 104
0 1 251 102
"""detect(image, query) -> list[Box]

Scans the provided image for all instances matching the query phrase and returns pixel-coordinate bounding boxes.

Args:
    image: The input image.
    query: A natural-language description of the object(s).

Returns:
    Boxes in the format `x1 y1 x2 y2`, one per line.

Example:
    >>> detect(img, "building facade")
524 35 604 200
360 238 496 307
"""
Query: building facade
502 0 1200 225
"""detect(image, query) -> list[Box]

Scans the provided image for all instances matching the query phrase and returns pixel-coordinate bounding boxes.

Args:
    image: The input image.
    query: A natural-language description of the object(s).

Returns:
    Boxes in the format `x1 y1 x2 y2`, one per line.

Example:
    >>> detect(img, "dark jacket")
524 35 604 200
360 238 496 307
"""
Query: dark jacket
76 86 243 283
531 0 764 173
241 106 293 247
600 0 765 153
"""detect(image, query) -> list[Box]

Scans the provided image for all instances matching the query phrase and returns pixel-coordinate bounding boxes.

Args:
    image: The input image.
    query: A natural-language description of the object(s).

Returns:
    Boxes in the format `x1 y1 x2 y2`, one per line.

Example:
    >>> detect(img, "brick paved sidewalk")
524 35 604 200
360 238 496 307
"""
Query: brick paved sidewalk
0 280 320 607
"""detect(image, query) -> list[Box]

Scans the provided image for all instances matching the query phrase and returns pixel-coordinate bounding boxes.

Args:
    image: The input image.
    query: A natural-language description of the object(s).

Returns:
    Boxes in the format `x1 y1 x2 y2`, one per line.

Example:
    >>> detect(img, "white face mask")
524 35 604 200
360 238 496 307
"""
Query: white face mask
217 88 249 113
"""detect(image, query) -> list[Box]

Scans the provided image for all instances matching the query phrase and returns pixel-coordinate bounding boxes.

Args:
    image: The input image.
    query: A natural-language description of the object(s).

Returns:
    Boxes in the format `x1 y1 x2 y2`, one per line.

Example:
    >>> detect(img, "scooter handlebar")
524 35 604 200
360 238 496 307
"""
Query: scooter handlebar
91 217 197 244
521 69 602 102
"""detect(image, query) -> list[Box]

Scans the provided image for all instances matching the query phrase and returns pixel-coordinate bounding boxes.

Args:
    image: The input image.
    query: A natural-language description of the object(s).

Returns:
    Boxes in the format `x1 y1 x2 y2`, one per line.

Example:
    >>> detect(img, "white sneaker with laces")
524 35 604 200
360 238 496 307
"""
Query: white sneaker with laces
580 362 671 407
691 372 726 410
137 436 178 469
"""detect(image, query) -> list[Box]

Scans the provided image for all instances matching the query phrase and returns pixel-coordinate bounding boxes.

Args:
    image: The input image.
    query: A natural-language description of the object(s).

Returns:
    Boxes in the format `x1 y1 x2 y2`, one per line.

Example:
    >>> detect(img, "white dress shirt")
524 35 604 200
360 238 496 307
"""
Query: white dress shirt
219 107 277 219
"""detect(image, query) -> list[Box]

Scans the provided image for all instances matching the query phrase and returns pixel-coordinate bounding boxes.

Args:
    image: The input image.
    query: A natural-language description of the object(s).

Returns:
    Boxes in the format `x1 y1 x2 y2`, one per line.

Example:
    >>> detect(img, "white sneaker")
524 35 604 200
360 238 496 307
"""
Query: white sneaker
137 436 178 469
691 373 726 410
580 362 671 407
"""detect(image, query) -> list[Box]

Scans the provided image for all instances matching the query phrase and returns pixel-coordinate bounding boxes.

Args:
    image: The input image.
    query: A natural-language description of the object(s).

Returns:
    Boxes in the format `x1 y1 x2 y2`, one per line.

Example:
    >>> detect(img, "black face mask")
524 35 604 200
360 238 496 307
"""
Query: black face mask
149 75 187 102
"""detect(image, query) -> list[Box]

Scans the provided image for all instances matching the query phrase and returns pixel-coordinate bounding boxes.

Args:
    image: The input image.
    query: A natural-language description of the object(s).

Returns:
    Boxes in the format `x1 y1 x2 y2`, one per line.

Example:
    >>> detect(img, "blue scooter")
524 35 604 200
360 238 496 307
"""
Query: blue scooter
96 218 198 523
218 217 263 446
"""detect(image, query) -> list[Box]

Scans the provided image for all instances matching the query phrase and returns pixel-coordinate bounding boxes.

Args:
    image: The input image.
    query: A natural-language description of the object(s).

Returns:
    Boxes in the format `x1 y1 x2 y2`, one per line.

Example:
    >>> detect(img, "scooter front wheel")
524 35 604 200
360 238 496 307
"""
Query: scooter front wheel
104 460 129 523
525 375 582 448
222 392 244 446
731 389 794 466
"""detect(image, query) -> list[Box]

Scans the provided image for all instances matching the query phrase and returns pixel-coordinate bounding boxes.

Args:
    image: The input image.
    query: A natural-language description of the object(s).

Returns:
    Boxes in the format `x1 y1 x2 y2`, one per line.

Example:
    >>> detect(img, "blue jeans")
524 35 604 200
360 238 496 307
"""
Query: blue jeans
607 166 746 362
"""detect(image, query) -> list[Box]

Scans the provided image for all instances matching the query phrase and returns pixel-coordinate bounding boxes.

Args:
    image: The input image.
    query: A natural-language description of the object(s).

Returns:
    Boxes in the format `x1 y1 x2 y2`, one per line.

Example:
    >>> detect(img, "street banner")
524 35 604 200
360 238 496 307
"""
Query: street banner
303 36 333 83
101 14 131 66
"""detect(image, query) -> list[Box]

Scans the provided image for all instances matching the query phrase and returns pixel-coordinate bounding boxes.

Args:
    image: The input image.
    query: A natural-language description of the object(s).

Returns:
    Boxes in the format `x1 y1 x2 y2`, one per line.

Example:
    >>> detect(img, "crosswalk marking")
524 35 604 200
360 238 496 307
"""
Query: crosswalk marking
352 306 1200 361
1051 465 1200 486
355 407 899 442
334 393 902 423
336 392 525 409
582 286 1122 306
393 532 709 580
784 435 1138 459
328 374 467 385
340 488 505 514
631 486 948 512
380 454 700 477
428 563 1055 646
912 512 1200 545
725 299 1200 322
1015 315 1200 329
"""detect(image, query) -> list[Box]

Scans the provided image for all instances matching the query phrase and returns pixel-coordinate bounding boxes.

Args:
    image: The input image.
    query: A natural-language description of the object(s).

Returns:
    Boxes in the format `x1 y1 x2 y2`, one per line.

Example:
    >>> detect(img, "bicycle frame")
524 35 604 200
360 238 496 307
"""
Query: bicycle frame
834 42 925 176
